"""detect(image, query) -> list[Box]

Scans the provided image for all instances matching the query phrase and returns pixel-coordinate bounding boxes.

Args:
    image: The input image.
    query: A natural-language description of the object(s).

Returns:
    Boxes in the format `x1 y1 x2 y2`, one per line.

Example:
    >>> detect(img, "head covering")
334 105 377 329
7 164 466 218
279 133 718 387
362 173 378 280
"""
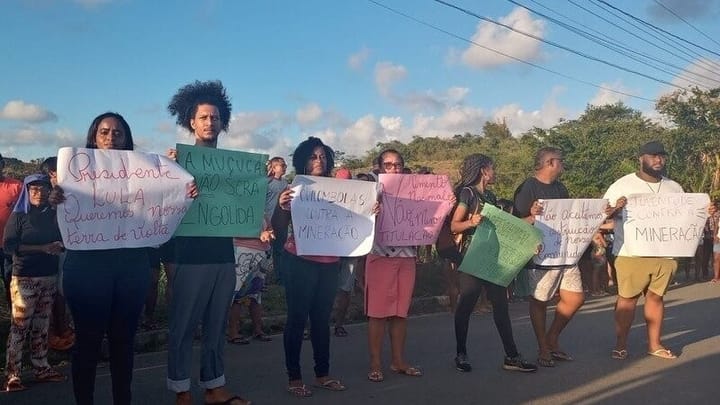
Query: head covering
13 174 51 213
639 141 667 156
335 167 352 179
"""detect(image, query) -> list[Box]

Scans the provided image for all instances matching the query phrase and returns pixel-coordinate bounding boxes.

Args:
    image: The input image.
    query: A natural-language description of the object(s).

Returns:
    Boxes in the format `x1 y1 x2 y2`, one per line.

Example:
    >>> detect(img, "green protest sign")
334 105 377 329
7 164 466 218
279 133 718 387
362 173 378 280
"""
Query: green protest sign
458 204 542 287
174 144 268 237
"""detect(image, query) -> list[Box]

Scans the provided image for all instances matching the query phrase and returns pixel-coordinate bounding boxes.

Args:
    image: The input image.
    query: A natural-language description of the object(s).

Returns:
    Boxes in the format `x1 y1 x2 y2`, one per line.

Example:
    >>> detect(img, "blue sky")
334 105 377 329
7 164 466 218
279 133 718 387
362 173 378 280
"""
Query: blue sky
2 0 720 163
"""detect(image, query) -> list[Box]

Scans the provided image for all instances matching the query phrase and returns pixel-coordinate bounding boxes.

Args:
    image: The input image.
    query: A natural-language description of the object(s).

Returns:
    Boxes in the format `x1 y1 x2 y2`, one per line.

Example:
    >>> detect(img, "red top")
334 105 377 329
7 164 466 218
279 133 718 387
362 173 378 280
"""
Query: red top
0 178 23 248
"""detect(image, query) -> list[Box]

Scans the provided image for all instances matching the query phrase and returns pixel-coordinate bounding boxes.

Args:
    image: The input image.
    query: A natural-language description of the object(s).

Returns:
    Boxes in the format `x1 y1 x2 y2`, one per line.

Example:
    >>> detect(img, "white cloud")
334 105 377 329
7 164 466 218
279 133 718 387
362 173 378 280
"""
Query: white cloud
375 62 407 97
0 100 58 123
348 47 370 70
589 81 631 106
0 126 82 160
669 58 720 90
296 103 323 126
461 7 545 69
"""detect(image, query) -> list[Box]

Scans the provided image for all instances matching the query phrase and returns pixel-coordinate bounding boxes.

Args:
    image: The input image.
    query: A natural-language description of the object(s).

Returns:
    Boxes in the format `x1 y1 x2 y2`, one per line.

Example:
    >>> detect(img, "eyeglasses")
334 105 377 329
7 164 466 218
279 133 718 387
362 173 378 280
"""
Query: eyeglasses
382 161 404 170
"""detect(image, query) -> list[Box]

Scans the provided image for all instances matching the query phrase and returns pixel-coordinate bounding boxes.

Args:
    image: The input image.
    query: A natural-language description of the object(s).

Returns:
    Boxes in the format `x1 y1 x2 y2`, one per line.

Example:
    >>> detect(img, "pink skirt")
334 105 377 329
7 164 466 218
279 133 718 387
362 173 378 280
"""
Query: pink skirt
364 254 416 318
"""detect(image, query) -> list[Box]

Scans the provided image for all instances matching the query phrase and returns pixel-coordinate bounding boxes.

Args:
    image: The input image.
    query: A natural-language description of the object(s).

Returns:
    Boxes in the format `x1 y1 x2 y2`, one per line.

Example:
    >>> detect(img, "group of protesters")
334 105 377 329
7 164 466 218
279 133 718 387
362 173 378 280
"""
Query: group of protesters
1 78 714 405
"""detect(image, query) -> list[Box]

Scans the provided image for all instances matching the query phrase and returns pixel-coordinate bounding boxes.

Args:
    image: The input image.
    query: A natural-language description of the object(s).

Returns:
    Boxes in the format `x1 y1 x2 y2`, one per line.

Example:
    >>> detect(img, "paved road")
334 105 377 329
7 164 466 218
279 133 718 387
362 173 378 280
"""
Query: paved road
6 281 720 404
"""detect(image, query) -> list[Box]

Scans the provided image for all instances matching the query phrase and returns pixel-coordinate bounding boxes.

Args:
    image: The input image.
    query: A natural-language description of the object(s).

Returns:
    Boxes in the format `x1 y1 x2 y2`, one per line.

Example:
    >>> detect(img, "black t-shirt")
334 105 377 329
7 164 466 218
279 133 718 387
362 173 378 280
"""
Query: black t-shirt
3 206 61 277
512 177 569 219
174 236 234 265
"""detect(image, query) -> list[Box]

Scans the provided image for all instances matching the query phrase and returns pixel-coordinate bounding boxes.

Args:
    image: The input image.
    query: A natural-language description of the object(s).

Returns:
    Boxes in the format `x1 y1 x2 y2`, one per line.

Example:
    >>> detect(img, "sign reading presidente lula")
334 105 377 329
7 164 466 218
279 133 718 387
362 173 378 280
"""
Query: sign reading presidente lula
622 192 709 257
290 175 377 257
376 174 454 246
174 144 268 237
57 147 195 250
533 199 607 266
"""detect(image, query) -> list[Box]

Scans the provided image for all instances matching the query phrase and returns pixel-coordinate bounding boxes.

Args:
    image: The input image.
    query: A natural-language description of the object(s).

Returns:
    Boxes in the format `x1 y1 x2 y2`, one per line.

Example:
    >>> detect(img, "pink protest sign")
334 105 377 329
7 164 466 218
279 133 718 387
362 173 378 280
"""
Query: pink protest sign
376 174 454 246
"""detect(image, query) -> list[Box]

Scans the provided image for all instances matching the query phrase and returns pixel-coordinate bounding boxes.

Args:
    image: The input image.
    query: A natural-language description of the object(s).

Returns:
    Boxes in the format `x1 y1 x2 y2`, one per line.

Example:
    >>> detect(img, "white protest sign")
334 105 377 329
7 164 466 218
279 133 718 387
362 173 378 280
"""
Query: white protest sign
533 199 607 266
290 175 377 257
57 147 195 250
623 193 709 257
376 174 454 246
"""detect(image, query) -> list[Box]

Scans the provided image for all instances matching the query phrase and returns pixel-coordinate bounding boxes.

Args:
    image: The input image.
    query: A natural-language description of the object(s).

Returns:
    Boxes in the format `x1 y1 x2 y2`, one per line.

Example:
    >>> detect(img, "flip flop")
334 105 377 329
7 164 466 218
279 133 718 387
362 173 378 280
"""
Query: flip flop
227 336 250 345
550 351 574 361
611 349 628 360
367 370 384 382
252 334 272 342
35 369 67 383
390 366 423 377
333 326 348 337
537 357 555 367
204 395 252 405
4 377 27 392
648 348 677 359
314 378 347 391
287 384 313 397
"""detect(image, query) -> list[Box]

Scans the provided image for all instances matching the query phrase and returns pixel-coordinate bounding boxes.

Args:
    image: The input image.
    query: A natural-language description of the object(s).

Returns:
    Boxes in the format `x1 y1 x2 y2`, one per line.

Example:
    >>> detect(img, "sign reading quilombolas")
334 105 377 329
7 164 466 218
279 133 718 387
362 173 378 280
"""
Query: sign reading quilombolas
376 174 454 247
290 175 377 257
57 147 195 250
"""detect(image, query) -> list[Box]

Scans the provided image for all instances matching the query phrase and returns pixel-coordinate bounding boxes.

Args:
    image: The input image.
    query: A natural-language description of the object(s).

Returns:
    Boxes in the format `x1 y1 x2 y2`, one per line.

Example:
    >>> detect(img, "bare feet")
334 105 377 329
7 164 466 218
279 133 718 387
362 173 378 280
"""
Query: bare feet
176 391 192 405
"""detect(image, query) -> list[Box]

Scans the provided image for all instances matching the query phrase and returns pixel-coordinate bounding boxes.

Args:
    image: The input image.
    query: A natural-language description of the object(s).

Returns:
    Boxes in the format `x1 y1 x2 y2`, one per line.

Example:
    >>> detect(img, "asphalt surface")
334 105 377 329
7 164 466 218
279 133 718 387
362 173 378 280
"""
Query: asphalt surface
5 280 720 405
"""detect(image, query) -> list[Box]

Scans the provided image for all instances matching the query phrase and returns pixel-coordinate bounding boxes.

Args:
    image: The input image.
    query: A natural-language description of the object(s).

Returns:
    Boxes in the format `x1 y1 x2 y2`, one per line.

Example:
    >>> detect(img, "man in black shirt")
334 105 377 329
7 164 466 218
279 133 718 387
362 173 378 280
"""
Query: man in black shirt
513 147 585 368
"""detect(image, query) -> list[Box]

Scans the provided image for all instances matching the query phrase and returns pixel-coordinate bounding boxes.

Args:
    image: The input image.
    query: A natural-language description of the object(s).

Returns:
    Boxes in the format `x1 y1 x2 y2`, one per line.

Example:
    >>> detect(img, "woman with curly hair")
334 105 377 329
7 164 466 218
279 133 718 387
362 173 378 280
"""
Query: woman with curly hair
452 154 537 374
165 80 251 405
271 137 346 398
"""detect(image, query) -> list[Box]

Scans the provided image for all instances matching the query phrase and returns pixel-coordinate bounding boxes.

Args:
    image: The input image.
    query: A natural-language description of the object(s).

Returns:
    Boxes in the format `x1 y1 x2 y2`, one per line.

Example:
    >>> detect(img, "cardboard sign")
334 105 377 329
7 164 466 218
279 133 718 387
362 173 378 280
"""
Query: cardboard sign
290 175 377 256
623 193 709 257
458 204 542 287
57 147 194 250
533 199 607 266
175 144 268 237
376 174 454 246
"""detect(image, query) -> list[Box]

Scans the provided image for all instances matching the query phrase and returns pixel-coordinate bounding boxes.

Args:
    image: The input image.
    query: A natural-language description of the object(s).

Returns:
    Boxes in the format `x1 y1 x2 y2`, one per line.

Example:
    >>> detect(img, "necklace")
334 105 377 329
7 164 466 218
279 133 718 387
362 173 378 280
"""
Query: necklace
644 179 662 193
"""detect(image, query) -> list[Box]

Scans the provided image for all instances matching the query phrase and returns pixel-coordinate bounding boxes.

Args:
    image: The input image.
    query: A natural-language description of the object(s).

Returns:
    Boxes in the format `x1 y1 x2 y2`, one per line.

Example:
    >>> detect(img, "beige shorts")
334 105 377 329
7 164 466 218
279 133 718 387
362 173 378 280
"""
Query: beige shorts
614 256 677 298
528 265 583 302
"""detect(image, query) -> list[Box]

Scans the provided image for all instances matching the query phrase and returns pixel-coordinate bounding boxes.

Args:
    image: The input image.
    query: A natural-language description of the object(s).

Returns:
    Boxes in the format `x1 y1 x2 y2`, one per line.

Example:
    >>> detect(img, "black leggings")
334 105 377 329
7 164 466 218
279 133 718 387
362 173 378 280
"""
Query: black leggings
454 271 518 358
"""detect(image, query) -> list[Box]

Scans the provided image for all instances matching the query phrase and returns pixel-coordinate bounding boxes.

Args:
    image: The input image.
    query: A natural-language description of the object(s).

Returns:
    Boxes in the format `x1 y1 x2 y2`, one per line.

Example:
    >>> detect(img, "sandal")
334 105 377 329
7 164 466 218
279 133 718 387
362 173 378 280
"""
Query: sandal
4 376 27 392
287 384 313 397
314 378 346 391
204 395 252 405
612 349 628 360
536 356 555 367
367 370 384 382
333 326 348 337
227 336 250 345
648 348 677 359
36 368 66 383
252 334 272 342
390 366 423 377
550 350 574 361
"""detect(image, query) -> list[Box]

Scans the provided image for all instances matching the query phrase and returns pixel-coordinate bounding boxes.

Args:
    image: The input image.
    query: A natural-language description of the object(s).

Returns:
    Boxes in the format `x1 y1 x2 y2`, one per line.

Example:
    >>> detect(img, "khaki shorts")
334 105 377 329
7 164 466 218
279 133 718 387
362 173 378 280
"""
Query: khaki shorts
614 256 677 298
528 265 583 302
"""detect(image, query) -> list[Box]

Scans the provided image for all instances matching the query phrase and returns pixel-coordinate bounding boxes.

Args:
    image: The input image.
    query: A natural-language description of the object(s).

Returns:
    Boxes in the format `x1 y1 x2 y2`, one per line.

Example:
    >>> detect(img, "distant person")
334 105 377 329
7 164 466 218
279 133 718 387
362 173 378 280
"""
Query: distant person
0 153 22 307
165 80 251 405
39 157 75 351
266 157 288 286
452 154 537 373
513 147 584 367
332 167 358 338
365 149 423 383
603 141 687 360
272 137 347 397
3 174 66 392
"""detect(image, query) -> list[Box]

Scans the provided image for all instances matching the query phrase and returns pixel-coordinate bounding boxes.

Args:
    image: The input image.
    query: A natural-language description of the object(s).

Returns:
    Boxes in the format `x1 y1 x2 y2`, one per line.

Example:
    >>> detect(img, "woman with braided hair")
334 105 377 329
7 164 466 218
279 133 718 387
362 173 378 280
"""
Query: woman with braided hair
452 154 537 374
165 80 251 405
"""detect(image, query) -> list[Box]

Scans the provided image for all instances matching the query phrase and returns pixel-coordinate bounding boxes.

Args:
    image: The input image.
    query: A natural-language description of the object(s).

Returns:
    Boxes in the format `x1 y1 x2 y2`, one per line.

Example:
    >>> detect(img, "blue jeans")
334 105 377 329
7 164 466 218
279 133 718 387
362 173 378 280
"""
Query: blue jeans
63 249 150 405
283 254 340 381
